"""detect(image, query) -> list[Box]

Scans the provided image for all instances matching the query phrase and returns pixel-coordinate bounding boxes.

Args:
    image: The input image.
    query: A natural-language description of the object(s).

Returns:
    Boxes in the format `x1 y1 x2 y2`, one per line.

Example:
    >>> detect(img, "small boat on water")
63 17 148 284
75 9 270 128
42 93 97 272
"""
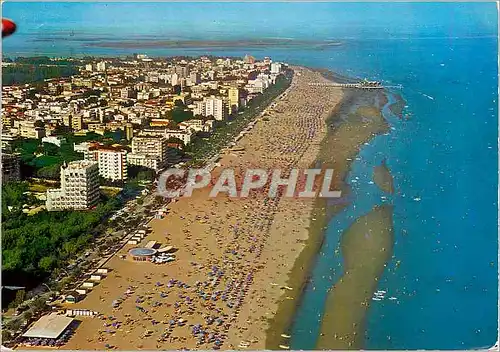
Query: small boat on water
389 297 397 300
414 197 422 201
281 334 291 338
279 345 290 350
378 290 387 294
372 297 382 301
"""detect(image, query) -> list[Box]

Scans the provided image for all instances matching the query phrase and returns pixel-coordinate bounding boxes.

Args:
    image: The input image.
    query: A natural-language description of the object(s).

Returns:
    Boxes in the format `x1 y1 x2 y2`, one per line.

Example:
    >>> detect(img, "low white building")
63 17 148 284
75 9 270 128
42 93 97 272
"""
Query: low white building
42 136 66 147
127 153 161 171
164 129 194 145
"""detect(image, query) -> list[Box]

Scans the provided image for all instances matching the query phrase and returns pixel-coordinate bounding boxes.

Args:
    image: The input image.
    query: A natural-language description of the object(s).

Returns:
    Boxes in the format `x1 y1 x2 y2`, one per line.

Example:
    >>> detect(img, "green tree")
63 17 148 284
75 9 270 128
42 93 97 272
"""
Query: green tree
6 319 22 332
42 142 59 156
39 255 57 272
171 108 193 123
2 329 12 343
23 310 33 322
31 297 47 312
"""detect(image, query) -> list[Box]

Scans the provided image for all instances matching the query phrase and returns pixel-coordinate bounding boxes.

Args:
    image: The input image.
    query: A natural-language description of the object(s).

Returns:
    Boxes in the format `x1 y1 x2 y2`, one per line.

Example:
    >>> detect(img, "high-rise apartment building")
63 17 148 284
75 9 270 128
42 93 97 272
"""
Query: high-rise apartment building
96 147 128 182
46 160 100 211
205 96 227 121
96 61 106 72
127 136 168 171
228 87 240 113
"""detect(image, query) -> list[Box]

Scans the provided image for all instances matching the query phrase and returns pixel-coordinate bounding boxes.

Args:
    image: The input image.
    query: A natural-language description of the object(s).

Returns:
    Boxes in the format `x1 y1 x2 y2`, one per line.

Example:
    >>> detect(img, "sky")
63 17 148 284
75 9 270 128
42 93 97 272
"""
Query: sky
3 2 498 41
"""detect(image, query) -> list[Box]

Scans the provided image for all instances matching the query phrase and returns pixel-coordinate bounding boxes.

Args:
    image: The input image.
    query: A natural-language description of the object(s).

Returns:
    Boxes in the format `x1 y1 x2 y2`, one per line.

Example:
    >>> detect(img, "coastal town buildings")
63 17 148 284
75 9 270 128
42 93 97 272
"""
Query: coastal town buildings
46 160 100 211
128 136 169 171
2 54 288 187
16 120 46 139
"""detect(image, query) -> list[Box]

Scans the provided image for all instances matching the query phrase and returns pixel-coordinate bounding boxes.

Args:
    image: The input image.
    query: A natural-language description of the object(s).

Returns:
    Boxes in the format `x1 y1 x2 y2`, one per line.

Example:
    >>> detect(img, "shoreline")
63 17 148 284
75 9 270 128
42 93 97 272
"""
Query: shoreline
266 68 395 349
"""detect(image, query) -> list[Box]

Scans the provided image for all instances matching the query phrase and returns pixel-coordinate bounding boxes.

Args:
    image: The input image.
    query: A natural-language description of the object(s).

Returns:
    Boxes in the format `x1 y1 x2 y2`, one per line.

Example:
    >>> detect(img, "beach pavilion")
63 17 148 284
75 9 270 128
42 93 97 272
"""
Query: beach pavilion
22 313 74 340
128 247 157 261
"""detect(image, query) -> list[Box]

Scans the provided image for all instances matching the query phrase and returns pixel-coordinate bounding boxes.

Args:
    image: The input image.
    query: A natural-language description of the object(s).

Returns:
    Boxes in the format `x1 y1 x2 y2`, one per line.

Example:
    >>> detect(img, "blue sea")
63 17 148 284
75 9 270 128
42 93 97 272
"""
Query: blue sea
3 2 498 349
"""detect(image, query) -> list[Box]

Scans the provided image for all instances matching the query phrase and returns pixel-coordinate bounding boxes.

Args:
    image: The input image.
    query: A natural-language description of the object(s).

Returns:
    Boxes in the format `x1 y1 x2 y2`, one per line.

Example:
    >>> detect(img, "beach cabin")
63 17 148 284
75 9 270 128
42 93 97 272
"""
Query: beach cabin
65 292 81 304
66 309 97 317
96 268 109 275
127 240 138 245
90 275 103 281
82 282 94 288
75 289 87 295
137 230 146 235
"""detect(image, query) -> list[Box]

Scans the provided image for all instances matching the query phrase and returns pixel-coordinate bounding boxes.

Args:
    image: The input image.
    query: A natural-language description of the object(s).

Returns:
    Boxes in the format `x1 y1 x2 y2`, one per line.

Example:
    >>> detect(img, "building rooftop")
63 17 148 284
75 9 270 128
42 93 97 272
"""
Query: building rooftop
65 160 98 170
22 313 74 339
129 247 157 257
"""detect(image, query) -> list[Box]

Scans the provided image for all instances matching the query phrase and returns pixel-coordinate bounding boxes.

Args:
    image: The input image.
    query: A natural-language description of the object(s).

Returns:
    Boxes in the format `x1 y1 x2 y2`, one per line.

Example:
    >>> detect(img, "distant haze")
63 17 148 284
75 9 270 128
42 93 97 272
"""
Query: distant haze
2 2 498 57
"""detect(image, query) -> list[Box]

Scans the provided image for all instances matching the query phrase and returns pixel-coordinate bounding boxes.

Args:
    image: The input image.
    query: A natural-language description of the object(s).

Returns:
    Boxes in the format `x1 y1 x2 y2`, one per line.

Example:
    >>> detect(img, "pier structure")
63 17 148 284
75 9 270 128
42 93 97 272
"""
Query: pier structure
309 81 402 89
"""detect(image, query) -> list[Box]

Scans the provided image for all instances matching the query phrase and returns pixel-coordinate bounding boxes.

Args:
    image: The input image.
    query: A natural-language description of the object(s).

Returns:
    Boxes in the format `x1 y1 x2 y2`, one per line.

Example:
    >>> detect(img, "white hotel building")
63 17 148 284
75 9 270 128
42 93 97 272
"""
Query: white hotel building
127 136 168 171
46 160 100 211
193 96 227 121
75 142 128 182
96 147 128 182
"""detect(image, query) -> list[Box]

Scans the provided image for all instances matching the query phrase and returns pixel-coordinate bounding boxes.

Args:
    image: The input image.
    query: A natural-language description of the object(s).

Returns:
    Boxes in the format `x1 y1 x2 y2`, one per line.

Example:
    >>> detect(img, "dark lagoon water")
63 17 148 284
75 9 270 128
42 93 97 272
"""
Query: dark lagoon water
3 2 498 349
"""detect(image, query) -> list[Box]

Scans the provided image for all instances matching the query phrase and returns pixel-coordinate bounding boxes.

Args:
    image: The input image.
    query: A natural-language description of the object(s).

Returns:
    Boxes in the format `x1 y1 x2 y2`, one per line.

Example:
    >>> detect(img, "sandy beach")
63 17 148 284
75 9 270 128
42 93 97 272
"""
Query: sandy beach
62 66 345 350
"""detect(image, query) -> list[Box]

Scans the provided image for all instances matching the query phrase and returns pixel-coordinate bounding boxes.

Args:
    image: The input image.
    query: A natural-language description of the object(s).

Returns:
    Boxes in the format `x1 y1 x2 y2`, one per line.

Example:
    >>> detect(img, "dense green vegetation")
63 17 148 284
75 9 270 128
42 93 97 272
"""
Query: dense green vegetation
13 138 83 180
128 165 155 182
2 182 121 277
187 72 292 164
3 61 79 86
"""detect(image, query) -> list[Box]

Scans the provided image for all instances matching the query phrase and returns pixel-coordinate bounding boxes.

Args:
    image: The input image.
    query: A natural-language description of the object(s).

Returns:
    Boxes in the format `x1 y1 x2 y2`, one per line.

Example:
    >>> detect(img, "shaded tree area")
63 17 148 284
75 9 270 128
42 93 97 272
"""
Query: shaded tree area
13 139 84 180
168 106 194 123
3 63 79 86
2 181 122 280
128 165 155 182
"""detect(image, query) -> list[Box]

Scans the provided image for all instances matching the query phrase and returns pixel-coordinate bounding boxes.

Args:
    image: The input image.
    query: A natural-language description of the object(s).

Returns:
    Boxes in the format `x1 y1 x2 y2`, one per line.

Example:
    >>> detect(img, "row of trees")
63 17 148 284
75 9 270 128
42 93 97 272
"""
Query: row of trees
3 64 79 86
